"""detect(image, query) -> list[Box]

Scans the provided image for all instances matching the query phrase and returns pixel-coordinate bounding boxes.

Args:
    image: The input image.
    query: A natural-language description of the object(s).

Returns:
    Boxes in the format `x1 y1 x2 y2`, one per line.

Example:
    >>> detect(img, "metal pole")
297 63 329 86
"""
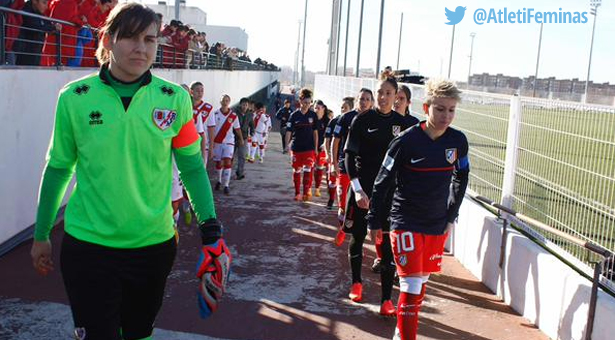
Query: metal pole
355 0 365 77
375 0 385 78
0 13 6 65
342 0 351 76
174 0 180 20
584 4 600 104
532 22 543 97
447 25 455 79
326 0 338 75
294 20 301 86
468 32 476 84
396 13 403 70
585 260 603 340
301 0 308 87
335 0 343 75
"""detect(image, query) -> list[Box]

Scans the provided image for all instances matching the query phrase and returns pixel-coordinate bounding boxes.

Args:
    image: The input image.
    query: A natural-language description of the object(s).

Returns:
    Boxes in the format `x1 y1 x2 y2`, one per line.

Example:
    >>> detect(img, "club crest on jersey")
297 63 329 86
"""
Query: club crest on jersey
308 118 314 124
73 328 86 340
399 255 407 266
445 148 457 164
152 109 177 130
392 125 401 136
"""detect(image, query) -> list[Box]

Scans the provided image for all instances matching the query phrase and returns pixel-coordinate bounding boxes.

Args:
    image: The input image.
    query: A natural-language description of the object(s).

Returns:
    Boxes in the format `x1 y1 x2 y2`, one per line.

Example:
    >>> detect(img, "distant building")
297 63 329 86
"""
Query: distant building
203 25 248 52
147 2 207 30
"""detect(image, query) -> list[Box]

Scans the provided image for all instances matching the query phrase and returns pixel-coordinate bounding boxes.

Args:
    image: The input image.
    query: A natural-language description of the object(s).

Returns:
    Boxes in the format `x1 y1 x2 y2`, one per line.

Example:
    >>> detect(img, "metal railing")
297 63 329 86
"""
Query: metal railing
314 74 615 290
1 6 278 71
472 193 614 340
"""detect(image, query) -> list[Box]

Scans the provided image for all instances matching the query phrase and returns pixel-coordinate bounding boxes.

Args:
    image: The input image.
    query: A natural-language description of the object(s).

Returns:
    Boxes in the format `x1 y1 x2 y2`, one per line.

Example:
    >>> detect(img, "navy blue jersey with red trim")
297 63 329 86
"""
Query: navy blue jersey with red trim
366 122 470 235
286 109 317 152
344 109 409 193
403 114 420 127
333 110 358 173
315 115 330 147
325 116 339 139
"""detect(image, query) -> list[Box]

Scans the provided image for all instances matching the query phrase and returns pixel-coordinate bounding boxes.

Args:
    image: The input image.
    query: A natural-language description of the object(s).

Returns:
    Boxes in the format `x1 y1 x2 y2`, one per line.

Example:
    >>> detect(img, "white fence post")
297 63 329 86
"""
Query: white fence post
500 94 522 209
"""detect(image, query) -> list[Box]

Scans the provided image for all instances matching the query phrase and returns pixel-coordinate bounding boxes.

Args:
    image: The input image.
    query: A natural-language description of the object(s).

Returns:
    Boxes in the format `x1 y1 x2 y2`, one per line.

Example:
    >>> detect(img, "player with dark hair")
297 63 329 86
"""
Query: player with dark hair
30 4 231 339
343 78 410 316
313 100 331 198
276 99 293 153
367 79 468 340
285 88 318 201
331 90 372 246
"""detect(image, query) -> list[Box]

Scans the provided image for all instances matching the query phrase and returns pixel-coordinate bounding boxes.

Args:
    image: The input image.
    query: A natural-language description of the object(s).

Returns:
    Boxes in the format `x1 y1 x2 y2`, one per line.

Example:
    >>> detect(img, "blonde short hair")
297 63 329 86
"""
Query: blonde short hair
424 79 462 105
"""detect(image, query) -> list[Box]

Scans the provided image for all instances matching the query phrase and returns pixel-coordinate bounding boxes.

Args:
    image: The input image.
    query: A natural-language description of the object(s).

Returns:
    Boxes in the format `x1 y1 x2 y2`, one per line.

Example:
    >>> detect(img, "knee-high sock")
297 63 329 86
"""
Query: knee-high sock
222 166 232 187
375 242 383 260
302 167 313 195
293 171 301 195
215 163 223 183
258 145 265 160
314 167 324 189
250 142 258 159
328 175 337 201
396 292 422 340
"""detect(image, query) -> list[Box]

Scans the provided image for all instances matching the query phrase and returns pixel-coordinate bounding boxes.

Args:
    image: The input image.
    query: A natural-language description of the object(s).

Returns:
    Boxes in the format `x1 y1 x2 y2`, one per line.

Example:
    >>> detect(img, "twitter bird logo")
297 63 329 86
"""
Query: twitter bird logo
445 6 466 25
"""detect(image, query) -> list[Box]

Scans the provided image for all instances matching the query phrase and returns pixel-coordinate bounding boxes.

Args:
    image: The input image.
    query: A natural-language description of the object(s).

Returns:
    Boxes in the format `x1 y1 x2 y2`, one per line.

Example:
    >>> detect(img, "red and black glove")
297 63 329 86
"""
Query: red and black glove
196 219 231 318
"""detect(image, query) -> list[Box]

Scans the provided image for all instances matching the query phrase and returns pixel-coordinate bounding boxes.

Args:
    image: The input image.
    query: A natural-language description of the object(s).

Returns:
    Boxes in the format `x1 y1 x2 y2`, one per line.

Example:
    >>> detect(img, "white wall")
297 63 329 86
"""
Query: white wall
455 197 615 340
0 68 278 246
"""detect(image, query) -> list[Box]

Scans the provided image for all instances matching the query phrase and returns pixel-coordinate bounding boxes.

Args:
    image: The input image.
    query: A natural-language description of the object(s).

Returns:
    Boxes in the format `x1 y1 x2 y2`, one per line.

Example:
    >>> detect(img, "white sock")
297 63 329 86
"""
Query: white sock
215 167 222 183
222 168 231 187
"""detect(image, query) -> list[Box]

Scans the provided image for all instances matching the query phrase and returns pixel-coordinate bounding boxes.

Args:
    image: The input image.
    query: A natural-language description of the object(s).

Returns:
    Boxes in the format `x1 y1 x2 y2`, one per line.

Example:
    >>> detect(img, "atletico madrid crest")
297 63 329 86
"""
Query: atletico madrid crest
152 109 177 130
445 148 457 164
392 125 401 136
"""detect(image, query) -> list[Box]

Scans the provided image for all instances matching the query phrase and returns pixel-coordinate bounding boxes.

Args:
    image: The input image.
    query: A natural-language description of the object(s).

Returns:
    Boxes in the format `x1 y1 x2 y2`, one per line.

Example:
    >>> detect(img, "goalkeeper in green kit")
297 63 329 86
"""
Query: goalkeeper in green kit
29 3 230 340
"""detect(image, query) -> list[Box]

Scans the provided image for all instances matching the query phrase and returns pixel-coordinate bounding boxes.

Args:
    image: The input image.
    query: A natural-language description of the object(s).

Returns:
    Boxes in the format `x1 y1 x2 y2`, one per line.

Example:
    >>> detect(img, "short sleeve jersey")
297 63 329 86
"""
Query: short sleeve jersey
193 100 215 143
254 111 271 133
325 116 339 139
286 109 317 153
46 70 200 248
213 109 241 144
345 109 410 190
374 124 470 234
315 115 330 147
333 110 358 172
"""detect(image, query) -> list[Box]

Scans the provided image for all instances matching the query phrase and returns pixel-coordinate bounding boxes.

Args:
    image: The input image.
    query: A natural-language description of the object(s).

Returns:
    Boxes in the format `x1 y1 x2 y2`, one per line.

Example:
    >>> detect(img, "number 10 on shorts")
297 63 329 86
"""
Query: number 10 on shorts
395 231 415 253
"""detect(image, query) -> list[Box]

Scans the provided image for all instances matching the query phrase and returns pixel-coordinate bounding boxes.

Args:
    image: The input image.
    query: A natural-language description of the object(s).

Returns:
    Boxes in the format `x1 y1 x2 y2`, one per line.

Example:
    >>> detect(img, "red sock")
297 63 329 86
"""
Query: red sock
396 292 422 340
314 168 323 189
375 241 383 259
293 172 301 195
303 169 313 194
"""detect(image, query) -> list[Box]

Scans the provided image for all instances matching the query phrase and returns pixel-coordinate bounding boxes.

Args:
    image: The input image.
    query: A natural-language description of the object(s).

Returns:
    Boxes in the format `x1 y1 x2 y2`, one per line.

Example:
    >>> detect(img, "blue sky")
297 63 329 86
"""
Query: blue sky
146 0 615 83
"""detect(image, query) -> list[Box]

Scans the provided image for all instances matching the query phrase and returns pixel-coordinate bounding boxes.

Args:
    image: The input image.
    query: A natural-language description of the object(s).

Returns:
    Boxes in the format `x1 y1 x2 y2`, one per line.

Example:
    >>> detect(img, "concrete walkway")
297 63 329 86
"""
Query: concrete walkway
0 133 550 340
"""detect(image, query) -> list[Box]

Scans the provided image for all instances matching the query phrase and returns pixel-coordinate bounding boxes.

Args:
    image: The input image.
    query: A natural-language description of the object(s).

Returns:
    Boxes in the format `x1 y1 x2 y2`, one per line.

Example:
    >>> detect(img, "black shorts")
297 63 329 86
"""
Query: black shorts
60 233 177 340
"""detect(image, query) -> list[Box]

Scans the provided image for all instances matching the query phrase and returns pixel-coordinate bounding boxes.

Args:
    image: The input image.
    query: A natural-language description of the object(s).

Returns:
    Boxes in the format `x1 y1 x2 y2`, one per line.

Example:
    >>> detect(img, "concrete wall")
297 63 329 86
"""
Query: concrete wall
455 197 615 340
0 68 278 246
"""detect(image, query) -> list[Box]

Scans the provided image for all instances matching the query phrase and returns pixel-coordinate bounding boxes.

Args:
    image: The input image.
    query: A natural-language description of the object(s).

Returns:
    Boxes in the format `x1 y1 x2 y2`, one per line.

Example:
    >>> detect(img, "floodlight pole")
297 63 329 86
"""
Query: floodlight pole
396 12 403 70
355 0 365 77
468 32 476 85
301 0 308 87
532 22 543 98
343 0 351 76
447 24 455 79
375 0 385 78
584 0 601 104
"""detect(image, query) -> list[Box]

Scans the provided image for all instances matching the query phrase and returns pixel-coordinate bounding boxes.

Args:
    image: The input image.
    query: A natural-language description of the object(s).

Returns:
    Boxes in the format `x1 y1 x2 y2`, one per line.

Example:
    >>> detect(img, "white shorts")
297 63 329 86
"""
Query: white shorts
171 162 183 202
213 143 235 161
254 132 268 146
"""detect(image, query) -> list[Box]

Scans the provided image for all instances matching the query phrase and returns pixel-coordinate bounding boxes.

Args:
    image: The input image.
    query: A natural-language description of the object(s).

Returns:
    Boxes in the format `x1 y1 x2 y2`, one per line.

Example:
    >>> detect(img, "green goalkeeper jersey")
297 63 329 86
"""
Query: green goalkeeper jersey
40 67 208 248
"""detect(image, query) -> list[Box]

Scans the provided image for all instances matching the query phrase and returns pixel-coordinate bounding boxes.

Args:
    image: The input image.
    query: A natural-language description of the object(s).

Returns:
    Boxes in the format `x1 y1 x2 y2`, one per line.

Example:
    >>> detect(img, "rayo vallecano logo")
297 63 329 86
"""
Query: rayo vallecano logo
152 108 177 130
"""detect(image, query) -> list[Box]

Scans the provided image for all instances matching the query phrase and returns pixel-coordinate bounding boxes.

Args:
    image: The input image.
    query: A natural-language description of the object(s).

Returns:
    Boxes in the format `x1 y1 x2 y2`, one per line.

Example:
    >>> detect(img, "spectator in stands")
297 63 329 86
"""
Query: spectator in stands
2 0 25 64
40 0 88 66
13 0 61 66
187 28 203 68
171 24 189 67
159 19 180 44
81 0 115 67
200 32 209 55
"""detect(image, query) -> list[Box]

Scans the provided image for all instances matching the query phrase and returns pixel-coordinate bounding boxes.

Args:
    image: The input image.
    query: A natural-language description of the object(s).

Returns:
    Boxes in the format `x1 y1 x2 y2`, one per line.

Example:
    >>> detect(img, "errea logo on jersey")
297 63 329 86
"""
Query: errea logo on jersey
160 86 175 96
74 84 90 95
89 111 103 125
